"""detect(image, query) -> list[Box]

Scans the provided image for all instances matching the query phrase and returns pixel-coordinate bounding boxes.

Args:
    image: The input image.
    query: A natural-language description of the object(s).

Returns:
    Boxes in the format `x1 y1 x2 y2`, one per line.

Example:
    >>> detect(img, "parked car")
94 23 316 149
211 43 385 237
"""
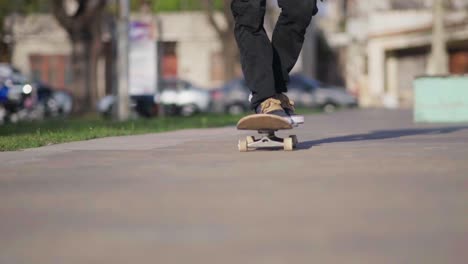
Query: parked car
210 78 251 115
287 74 358 112
97 78 210 118
211 75 357 115
97 94 157 119
160 78 211 116
0 64 42 123
36 83 73 117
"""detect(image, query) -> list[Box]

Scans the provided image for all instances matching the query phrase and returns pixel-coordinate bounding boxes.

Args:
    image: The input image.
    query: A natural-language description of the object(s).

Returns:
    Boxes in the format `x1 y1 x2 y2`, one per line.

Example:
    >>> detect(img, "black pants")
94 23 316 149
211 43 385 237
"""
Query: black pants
231 0 318 109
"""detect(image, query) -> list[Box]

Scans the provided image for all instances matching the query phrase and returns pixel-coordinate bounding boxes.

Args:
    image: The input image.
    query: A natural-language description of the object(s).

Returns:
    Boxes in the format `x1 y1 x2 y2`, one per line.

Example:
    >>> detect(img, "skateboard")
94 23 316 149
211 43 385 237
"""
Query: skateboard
236 114 300 152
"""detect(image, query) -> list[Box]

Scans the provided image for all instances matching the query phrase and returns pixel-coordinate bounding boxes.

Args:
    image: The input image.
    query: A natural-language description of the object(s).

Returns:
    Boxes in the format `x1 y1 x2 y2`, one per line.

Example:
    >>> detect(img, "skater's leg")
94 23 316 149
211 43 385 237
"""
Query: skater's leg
272 0 318 93
231 0 276 109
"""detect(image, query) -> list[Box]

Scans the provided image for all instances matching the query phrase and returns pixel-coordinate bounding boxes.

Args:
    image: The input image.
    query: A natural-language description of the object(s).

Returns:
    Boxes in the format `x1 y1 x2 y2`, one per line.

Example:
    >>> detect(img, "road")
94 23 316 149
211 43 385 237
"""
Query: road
1 109 467 263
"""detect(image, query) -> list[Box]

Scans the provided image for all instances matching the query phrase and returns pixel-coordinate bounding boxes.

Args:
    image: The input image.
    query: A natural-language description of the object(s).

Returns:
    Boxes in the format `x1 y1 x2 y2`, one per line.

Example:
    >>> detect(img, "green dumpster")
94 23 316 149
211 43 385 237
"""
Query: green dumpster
414 75 468 123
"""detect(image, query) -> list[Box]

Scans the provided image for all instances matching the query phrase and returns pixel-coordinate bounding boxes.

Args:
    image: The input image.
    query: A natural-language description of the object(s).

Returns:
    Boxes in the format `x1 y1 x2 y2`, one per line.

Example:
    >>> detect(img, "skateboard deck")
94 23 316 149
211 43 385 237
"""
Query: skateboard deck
236 114 299 152
237 114 293 130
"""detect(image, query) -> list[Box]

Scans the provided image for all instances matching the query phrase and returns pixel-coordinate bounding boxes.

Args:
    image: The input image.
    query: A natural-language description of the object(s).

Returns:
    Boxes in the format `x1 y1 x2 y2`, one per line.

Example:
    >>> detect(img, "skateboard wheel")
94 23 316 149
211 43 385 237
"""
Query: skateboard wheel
289 135 298 148
246 136 255 144
238 139 248 152
284 137 294 151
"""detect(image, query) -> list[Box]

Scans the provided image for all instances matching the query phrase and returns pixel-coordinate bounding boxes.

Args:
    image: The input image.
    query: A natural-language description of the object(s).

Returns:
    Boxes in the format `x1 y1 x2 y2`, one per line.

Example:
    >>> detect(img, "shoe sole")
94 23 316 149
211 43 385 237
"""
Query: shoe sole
290 115 304 125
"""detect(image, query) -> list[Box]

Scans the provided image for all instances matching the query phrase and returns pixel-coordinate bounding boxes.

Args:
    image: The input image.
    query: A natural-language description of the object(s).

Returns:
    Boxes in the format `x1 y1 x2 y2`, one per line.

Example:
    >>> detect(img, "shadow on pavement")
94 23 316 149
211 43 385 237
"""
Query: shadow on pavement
297 126 468 150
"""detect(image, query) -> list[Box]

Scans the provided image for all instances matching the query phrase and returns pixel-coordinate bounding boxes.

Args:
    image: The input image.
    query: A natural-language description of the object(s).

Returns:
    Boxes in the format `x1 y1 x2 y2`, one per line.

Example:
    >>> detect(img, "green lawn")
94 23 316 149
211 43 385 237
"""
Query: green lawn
0 108 318 151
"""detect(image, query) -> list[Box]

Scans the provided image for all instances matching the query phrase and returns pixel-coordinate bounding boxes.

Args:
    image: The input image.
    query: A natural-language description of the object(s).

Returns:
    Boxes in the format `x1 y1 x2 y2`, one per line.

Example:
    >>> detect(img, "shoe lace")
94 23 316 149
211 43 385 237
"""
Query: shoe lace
260 98 282 113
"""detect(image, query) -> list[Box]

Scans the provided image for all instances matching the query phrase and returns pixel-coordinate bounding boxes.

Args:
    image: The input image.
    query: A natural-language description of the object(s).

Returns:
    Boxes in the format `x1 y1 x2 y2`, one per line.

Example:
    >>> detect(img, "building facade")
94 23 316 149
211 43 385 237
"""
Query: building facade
319 0 468 108
10 11 229 98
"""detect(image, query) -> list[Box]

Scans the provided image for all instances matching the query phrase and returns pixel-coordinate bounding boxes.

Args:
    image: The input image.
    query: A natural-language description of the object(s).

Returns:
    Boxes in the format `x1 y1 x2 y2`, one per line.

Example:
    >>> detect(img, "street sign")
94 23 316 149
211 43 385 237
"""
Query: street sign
129 21 158 96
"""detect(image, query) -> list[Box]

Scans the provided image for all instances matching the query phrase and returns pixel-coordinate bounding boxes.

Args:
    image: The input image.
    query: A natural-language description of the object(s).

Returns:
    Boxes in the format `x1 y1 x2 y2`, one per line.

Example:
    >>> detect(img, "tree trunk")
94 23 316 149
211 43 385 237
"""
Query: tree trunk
201 0 239 81
89 32 102 109
51 0 107 114
69 33 101 114
70 39 91 113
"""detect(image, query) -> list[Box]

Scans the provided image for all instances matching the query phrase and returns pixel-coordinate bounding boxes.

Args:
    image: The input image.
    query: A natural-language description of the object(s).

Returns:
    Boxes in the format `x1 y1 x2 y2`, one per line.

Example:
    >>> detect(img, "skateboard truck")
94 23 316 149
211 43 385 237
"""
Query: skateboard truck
238 130 298 152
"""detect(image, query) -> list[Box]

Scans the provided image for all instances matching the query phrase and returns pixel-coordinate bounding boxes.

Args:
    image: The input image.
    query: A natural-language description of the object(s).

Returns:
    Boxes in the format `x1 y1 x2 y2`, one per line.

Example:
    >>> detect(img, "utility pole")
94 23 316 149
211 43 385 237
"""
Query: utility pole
156 15 165 117
116 0 130 121
427 0 449 75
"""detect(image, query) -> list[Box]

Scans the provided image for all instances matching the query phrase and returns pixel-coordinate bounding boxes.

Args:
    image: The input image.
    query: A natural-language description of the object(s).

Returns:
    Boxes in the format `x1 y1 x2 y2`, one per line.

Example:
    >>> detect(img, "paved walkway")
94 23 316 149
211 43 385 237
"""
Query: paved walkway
1 109 467 263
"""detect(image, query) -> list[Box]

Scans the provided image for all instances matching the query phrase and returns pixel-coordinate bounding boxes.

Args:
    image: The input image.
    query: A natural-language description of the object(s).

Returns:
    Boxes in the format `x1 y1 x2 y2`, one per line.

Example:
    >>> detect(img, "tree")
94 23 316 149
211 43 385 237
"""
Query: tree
200 0 239 80
51 0 108 113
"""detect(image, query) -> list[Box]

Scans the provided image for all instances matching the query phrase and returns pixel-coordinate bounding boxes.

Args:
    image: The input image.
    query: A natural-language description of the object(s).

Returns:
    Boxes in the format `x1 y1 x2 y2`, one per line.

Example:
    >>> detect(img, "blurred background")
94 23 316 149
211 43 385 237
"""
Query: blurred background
0 0 467 123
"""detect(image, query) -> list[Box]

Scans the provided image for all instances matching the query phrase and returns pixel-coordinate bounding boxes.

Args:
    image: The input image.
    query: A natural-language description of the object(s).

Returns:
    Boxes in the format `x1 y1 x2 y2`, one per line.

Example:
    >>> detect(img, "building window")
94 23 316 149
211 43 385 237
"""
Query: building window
450 51 468 74
29 54 70 89
161 41 178 78
30 55 43 83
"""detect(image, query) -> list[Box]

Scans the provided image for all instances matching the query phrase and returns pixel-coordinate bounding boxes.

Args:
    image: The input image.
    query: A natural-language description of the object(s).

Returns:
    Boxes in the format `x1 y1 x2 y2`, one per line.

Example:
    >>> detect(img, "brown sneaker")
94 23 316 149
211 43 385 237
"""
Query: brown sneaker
256 97 284 114
255 97 292 124
274 93 304 125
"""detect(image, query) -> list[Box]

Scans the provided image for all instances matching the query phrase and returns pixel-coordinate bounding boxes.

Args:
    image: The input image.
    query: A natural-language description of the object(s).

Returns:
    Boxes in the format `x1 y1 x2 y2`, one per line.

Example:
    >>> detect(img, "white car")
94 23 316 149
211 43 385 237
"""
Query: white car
97 79 211 118
160 79 210 116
